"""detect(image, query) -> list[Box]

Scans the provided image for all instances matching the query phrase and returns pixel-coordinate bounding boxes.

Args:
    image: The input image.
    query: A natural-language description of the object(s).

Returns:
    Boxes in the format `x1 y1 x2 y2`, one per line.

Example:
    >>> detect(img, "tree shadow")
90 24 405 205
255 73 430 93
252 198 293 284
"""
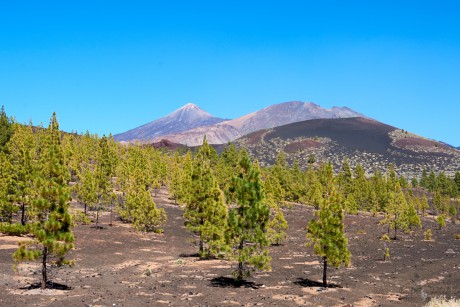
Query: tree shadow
210 276 261 289
179 252 200 258
90 225 105 230
20 281 72 291
294 278 342 289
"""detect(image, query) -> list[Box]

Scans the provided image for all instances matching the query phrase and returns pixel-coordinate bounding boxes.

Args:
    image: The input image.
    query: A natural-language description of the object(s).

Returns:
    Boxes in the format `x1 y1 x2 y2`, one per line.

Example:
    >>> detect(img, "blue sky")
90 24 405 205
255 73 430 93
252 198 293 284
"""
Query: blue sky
1 1 459 145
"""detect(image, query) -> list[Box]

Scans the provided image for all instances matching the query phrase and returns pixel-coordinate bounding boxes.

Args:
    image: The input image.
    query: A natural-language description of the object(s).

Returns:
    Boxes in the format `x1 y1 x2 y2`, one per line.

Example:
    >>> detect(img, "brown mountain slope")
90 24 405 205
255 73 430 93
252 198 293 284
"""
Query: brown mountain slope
231 117 460 178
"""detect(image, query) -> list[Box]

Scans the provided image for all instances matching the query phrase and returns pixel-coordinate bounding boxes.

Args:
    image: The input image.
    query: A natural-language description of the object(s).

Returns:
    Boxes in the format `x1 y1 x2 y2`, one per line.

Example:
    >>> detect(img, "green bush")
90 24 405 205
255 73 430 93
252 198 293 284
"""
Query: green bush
71 210 91 225
424 229 433 241
0 223 29 236
437 215 446 229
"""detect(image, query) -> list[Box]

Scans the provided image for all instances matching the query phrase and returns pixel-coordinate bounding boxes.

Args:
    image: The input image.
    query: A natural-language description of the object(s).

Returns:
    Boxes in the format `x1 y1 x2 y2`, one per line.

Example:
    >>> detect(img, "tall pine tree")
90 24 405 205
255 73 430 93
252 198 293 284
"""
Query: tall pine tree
184 137 228 259
226 152 271 280
306 170 350 287
13 113 74 289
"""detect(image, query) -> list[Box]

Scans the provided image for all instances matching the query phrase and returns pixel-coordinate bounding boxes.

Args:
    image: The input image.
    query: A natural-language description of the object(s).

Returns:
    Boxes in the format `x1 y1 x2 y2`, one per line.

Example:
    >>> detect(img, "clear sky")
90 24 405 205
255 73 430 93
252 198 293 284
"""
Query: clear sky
1 1 459 146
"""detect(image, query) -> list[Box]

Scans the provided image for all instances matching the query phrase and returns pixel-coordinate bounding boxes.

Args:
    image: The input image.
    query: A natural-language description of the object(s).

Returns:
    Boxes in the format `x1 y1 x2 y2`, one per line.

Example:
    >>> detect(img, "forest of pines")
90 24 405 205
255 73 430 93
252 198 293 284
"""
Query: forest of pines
1 108 460 290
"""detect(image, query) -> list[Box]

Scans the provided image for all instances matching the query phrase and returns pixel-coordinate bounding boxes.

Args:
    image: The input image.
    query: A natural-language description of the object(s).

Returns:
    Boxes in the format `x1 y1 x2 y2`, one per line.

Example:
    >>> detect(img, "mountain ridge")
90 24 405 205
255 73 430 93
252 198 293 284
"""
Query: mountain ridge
147 101 367 146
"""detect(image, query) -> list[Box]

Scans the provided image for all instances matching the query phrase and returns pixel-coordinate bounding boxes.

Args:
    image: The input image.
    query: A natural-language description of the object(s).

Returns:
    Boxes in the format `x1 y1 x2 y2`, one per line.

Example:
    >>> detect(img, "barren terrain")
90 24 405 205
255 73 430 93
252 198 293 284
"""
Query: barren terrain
1 188 459 306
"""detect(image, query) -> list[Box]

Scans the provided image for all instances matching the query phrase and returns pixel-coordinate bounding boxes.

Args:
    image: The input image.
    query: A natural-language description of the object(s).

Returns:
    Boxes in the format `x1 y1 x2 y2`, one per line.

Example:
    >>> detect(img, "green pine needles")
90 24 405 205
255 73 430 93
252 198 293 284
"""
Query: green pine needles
13 113 74 290
306 166 351 287
184 137 228 259
227 151 271 280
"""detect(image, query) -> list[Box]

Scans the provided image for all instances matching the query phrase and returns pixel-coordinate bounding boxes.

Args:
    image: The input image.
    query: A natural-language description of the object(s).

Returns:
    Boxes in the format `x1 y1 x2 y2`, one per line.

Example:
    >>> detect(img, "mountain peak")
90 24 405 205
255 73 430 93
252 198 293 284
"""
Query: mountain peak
180 103 199 110
114 103 227 142
169 103 215 123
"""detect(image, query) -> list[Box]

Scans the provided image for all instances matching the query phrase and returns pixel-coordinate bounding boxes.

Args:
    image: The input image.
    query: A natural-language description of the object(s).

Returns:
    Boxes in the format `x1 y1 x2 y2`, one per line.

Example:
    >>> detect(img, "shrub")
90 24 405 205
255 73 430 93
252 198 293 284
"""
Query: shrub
71 210 91 225
0 223 29 236
424 229 433 241
436 215 446 229
380 234 391 241
383 246 390 261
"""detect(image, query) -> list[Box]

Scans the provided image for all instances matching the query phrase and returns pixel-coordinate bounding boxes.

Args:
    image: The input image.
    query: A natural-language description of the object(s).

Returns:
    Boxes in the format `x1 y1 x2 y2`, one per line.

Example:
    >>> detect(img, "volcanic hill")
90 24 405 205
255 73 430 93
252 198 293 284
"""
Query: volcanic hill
230 117 460 178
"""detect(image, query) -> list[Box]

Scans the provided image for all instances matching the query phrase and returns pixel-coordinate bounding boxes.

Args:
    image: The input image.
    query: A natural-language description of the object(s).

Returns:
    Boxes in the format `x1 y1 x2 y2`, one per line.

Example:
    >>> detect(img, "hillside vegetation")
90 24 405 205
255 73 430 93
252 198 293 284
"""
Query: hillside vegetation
0 108 459 305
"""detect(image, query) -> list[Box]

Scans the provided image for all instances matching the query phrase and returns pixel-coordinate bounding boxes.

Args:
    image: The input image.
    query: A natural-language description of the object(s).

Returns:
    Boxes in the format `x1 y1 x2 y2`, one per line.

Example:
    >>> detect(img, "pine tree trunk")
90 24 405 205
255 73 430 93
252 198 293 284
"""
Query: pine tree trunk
322 256 328 287
109 203 113 226
41 247 48 289
199 237 204 257
84 203 87 216
96 209 99 228
21 203 26 226
394 213 397 239
237 240 244 280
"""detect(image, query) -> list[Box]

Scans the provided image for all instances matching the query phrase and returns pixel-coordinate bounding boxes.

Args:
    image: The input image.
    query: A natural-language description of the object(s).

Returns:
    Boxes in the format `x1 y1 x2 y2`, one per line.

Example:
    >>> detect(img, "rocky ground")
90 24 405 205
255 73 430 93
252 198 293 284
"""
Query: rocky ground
1 188 459 306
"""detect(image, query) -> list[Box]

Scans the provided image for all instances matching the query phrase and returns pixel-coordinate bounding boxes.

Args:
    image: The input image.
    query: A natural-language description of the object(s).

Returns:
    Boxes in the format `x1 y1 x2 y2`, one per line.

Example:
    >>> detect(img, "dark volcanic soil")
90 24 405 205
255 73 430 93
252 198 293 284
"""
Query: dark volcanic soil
1 188 459 306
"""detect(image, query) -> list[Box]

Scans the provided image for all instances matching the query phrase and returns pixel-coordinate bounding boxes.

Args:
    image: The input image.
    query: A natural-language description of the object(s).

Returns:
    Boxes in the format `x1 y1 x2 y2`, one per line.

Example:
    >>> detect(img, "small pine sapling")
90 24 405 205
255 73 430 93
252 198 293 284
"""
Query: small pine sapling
423 229 433 241
436 214 446 229
383 244 390 261
448 205 457 224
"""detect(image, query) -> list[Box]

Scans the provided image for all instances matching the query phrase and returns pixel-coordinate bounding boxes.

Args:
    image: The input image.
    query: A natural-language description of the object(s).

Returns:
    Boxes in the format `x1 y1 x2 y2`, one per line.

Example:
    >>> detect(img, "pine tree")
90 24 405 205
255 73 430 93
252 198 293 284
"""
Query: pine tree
353 163 369 210
130 183 167 233
0 105 13 153
13 113 74 289
75 167 98 217
0 152 17 222
454 172 460 195
288 159 305 202
272 151 289 200
370 169 388 211
93 136 115 227
420 194 429 216
407 202 422 230
380 182 409 239
344 193 358 215
369 189 379 216
266 203 288 245
263 173 288 245
448 204 457 223
338 158 353 197
215 143 240 192
306 172 351 287
7 122 38 225
118 145 166 232
420 169 429 189
184 137 228 258
226 152 271 280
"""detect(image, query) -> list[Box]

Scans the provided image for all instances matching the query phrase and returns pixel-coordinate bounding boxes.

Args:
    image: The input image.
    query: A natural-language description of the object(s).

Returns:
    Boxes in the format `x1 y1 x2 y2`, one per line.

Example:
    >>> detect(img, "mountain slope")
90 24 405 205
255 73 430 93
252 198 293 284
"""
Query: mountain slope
114 103 227 142
231 117 460 178
155 101 367 146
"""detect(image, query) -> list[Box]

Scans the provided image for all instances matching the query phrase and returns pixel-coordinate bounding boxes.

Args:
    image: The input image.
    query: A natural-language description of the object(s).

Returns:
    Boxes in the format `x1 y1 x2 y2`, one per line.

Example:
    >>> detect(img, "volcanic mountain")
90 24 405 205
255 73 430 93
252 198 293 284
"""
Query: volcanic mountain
230 117 460 178
114 103 227 142
152 101 367 146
